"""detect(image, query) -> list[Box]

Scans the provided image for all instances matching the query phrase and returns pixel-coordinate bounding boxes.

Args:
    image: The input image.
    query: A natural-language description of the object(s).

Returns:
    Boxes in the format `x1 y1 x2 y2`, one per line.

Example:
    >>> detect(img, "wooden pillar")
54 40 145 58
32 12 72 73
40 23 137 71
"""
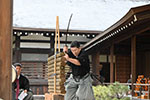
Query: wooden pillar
0 0 13 99
91 51 100 85
14 36 21 63
131 36 136 96
50 35 54 55
110 45 114 83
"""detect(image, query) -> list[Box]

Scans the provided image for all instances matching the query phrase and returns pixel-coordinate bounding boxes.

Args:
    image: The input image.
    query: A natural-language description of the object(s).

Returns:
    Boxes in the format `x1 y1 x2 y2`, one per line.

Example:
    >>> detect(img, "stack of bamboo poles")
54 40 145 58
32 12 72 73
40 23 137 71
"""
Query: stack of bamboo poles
47 52 70 94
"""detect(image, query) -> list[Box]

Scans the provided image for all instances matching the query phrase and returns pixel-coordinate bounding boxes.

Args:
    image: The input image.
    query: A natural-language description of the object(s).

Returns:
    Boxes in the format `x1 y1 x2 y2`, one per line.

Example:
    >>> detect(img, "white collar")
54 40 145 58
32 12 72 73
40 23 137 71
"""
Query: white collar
17 75 20 79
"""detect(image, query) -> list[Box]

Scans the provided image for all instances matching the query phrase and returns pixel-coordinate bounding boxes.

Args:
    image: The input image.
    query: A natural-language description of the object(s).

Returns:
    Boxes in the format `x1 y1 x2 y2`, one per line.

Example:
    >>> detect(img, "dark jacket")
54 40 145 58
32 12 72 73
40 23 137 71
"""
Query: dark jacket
13 74 30 91
67 49 90 77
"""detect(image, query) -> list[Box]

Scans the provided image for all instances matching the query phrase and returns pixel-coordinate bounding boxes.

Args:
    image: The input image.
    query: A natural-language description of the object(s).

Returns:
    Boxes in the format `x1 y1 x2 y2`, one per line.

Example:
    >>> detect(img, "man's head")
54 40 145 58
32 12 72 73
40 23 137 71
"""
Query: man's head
14 63 22 75
63 45 68 53
70 41 81 56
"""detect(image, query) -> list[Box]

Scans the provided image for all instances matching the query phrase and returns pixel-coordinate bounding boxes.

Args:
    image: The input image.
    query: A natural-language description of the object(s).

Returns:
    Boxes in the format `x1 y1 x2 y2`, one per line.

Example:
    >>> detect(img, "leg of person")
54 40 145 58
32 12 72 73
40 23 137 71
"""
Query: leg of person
76 75 95 100
64 75 78 100
24 91 33 100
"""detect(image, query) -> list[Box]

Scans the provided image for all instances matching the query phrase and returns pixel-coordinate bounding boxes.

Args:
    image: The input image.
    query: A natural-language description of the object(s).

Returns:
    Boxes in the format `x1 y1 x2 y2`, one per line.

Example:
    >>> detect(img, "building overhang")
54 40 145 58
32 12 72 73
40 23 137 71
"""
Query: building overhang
83 4 150 54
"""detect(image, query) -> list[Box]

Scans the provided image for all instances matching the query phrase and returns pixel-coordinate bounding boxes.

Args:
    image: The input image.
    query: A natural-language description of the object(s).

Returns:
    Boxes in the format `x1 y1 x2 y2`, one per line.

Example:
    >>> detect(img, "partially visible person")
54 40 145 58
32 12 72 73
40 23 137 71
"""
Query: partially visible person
127 74 132 89
127 74 132 95
63 44 68 54
12 63 33 100
64 41 95 100
99 65 105 84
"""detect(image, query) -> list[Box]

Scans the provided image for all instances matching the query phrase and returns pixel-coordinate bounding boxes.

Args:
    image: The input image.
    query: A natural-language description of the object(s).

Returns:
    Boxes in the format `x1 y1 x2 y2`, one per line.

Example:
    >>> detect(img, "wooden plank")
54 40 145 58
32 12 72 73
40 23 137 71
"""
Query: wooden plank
48 52 65 61
48 57 66 65
45 93 65 100
48 86 64 90
48 68 65 72
48 69 68 74
48 65 65 71
48 75 65 79
0 0 12 100
48 90 65 94
48 70 65 74
48 62 66 68
47 73 65 77
48 78 65 82
48 81 65 85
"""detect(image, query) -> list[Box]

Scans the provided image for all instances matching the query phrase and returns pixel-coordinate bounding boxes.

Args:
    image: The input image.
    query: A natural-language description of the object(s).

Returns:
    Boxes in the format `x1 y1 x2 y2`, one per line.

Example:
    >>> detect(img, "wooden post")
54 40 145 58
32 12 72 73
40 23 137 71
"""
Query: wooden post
50 35 54 55
110 45 114 83
131 36 136 96
14 36 21 63
91 51 100 85
0 0 12 99
55 16 60 53
54 16 60 93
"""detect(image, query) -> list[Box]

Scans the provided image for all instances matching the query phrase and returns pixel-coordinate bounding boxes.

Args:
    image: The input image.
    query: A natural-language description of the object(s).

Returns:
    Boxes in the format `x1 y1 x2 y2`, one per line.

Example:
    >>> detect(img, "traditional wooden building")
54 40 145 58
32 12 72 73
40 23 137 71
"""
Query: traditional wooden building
12 3 150 96
83 4 150 84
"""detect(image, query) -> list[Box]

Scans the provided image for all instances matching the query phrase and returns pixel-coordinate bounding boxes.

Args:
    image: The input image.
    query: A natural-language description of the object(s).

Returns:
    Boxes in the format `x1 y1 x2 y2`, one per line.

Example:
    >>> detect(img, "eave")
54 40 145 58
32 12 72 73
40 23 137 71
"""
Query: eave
83 4 150 54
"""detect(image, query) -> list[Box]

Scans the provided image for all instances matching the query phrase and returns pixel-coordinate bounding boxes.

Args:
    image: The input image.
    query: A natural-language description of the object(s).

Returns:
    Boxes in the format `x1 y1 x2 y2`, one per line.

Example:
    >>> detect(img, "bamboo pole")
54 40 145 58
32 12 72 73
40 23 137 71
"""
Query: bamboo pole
57 17 60 52
54 16 60 94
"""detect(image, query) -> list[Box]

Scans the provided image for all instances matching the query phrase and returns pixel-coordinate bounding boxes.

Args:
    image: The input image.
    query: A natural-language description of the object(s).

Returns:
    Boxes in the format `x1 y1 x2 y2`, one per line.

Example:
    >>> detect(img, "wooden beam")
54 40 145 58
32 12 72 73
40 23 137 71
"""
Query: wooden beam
110 45 114 83
13 27 101 35
20 39 87 44
0 0 12 99
131 36 136 96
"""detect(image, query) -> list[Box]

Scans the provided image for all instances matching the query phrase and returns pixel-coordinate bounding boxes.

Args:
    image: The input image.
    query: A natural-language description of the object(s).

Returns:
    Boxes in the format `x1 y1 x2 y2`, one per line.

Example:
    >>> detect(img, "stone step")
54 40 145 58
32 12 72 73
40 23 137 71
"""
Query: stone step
33 95 45 100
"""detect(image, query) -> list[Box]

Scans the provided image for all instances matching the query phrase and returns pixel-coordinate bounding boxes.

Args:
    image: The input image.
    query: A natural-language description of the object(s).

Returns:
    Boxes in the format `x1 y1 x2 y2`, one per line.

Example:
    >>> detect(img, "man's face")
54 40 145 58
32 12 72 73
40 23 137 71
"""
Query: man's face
71 47 80 56
63 46 68 53
16 66 21 75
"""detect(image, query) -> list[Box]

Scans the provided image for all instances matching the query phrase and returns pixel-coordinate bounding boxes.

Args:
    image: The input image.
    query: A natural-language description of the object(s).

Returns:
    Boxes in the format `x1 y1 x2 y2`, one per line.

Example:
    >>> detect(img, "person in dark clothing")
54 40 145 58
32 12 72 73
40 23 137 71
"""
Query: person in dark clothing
63 44 68 54
127 74 132 89
64 41 95 100
12 63 33 100
127 74 132 95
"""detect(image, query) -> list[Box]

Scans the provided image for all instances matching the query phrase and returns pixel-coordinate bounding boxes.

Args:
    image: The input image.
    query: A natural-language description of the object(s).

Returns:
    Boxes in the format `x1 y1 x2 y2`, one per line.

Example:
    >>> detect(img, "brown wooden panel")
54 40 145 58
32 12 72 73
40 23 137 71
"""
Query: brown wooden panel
0 0 12 99
116 55 131 83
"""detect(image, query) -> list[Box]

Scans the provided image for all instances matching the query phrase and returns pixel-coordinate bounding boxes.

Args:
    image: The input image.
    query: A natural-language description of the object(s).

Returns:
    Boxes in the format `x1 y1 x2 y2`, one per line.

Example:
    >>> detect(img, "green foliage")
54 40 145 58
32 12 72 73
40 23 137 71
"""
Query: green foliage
93 82 130 100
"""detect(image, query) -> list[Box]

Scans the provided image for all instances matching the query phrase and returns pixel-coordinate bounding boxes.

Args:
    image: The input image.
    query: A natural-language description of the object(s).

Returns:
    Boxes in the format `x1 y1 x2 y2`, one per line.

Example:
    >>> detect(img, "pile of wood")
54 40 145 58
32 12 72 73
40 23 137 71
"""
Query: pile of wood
47 52 70 94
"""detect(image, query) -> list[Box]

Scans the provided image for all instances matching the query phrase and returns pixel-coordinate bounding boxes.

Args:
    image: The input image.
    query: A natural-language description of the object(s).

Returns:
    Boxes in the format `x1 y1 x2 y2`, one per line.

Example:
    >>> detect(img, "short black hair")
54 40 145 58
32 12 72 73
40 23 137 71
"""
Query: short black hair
64 44 68 47
14 63 22 68
70 41 80 48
